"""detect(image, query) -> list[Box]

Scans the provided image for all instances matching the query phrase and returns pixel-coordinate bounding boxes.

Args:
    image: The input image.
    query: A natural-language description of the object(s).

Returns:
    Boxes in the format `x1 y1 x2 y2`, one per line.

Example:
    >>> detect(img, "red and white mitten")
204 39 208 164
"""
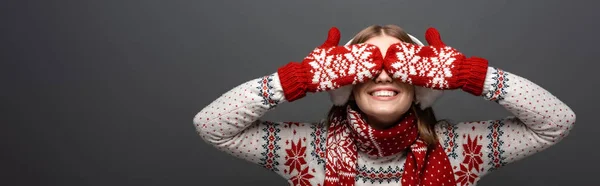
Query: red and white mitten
278 27 384 102
383 27 489 96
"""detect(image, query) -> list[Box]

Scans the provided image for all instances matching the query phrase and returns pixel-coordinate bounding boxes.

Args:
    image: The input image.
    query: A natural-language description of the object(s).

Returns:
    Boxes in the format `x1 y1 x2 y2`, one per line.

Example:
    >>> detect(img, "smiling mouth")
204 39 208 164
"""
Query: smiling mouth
369 90 398 97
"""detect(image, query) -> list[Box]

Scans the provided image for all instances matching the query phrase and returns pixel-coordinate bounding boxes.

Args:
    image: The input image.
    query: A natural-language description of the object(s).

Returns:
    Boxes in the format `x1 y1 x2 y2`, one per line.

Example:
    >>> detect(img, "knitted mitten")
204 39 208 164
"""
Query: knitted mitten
278 27 384 102
383 27 489 96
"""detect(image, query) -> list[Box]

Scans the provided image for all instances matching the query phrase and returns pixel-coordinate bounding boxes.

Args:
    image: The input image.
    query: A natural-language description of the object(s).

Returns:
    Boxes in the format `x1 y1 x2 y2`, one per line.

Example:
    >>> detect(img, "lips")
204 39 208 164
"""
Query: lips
368 87 400 100
371 90 397 97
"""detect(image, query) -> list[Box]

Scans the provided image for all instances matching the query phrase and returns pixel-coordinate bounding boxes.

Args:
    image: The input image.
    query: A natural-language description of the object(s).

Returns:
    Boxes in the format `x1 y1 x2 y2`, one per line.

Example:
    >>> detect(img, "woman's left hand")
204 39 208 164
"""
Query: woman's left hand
383 28 489 96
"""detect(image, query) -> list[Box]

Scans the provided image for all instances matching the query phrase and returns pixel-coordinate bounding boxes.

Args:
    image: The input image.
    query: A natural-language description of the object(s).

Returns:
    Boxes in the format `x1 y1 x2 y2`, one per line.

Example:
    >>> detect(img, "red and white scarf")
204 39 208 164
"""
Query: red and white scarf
324 106 456 186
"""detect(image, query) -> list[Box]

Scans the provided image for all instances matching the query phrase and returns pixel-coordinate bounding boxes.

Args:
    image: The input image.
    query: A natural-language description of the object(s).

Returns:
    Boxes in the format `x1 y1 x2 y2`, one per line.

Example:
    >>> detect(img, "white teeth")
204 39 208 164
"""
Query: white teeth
371 90 397 97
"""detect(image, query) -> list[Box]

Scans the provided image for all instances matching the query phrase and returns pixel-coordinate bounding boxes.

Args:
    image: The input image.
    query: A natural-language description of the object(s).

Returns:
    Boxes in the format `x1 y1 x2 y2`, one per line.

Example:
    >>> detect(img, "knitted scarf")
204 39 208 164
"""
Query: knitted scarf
324 106 456 186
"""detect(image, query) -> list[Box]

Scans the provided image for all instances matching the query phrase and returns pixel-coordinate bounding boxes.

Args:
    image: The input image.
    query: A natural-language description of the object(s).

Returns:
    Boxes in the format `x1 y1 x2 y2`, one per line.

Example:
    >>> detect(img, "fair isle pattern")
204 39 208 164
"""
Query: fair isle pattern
284 138 310 176
257 74 279 108
259 122 281 172
290 167 316 186
455 135 484 186
310 122 328 165
195 68 576 186
385 43 464 89
323 115 357 186
281 134 317 186
356 165 404 184
347 109 418 158
284 139 307 174
442 123 459 159
484 67 509 101
325 107 456 186
304 44 382 92
486 120 507 171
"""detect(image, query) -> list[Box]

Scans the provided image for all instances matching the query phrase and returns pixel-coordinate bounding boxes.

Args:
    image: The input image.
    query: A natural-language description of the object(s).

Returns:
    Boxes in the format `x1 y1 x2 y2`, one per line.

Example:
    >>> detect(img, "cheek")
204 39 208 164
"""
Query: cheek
352 84 370 109
406 88 415 101
409 88 416 101
352 83 367 99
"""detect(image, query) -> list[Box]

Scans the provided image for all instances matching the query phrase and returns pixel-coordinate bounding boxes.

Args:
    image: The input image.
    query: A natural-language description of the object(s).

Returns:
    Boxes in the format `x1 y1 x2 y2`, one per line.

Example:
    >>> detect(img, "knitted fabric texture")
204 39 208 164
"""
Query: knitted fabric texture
383 28 488 96
329 32 444 109
194 67 576 185
194 26 576 185
278 27 384 102
324 106 456 186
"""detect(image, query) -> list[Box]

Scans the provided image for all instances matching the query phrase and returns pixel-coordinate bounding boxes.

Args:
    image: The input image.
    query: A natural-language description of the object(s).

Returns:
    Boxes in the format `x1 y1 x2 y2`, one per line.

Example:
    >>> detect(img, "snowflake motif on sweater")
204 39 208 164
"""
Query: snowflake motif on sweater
194 67 575 185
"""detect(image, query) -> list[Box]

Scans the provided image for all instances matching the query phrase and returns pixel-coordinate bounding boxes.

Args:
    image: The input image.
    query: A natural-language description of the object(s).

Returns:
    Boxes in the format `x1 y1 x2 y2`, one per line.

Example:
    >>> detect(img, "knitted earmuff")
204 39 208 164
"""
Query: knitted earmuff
327 33 444 109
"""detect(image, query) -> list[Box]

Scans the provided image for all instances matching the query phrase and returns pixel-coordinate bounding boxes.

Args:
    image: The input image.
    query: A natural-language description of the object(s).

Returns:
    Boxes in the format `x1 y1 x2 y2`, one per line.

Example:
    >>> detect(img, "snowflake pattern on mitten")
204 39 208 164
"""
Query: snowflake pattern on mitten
383 28 488 96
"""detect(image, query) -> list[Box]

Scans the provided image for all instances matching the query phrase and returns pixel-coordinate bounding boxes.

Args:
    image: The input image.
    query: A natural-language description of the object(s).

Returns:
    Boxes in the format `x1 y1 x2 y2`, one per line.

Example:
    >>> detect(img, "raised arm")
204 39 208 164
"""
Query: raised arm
193 27 385 180
435 67 575 184
193 73 329 177
382 27 576 185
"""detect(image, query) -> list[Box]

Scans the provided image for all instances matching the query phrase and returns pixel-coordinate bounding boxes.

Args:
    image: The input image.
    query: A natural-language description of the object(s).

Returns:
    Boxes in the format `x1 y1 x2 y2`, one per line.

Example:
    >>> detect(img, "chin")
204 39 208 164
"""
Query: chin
363 94 412 113
370 105 409 119
371 106 402 116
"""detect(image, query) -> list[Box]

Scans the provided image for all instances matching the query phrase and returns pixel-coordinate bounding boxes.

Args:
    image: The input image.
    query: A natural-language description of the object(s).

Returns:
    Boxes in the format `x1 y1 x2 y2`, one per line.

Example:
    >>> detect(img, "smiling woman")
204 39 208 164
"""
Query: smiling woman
193 25 576 186
338 25 438 145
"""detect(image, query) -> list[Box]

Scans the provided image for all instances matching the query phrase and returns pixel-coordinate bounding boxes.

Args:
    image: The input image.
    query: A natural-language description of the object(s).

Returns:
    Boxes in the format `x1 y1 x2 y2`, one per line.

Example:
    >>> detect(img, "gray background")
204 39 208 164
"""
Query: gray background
2 0 597 185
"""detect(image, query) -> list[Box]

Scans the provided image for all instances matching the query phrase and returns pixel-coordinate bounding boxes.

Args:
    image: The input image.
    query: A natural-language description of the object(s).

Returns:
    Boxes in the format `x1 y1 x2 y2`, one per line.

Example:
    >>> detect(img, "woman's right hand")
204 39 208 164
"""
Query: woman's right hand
277 27 384 102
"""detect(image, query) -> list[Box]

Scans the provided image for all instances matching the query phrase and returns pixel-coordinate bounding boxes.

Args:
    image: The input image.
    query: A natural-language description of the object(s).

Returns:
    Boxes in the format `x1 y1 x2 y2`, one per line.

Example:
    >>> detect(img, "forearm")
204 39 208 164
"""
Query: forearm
193 73 286 143
436 66 576 179
482 67 576 142
192 72 329 177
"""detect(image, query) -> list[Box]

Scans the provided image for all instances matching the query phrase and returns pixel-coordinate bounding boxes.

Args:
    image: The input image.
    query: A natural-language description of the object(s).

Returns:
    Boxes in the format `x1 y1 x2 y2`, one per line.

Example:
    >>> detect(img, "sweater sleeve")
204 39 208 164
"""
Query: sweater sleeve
435 67 576 184
192 73 328 181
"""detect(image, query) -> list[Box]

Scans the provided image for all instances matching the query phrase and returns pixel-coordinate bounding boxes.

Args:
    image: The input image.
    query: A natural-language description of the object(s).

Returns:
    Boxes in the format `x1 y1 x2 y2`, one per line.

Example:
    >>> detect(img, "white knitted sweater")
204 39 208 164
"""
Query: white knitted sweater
193 67 575 185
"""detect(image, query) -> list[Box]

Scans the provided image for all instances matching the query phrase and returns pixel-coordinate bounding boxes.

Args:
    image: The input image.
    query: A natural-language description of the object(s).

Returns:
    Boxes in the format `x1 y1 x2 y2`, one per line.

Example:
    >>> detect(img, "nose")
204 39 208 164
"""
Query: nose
374 70 393 83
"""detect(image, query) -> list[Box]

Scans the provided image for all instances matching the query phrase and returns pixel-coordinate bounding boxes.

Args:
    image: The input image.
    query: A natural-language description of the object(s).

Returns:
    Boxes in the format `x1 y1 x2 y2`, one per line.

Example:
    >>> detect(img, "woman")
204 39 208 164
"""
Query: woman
193 25 576 186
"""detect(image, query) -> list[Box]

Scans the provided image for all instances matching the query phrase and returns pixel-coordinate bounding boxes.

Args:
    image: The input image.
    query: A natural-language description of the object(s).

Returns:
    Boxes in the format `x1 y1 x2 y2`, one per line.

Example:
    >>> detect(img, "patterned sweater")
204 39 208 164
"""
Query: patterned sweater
193 67 575 186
